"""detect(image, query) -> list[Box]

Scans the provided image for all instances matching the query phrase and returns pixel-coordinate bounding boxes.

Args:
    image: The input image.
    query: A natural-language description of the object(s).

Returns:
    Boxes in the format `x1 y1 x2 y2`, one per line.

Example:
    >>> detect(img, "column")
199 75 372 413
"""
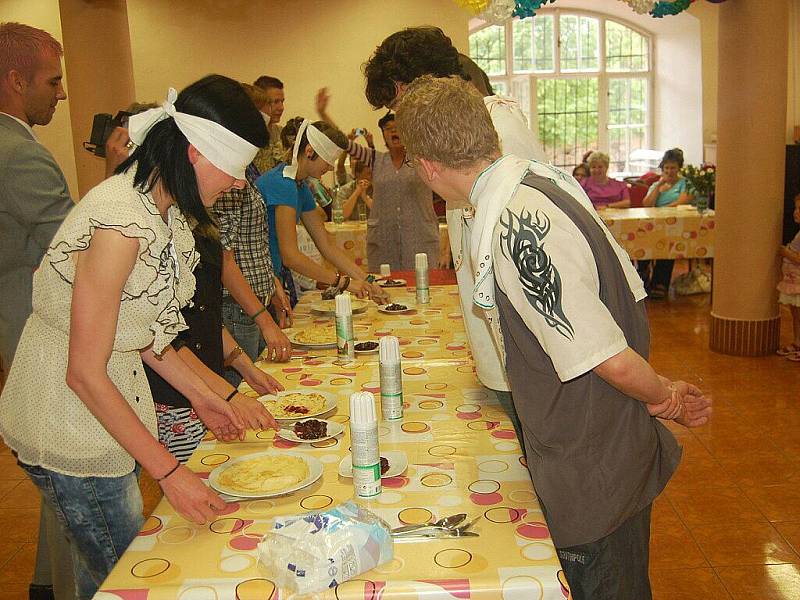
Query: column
58 0 136 198
710 0 789 356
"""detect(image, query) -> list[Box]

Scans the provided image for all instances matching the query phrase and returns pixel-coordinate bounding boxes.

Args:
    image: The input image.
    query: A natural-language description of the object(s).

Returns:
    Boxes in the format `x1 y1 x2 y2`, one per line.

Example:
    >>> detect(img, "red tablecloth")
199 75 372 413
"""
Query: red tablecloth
391 269 457 286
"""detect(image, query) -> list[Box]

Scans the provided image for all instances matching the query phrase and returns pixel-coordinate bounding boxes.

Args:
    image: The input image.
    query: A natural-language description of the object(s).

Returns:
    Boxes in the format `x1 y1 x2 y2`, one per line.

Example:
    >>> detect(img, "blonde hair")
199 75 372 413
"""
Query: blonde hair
395 75 499 170
587 151 610 168
240 82 269 111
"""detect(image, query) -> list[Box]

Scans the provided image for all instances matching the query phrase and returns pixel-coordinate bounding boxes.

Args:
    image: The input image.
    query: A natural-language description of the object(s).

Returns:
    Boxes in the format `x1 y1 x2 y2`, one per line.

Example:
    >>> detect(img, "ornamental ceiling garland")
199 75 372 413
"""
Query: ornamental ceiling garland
455 0 725 20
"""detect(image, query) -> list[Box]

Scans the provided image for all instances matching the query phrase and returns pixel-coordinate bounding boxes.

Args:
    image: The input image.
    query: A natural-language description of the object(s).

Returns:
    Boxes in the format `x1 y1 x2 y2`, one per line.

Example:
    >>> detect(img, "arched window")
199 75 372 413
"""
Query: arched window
469 10 653 174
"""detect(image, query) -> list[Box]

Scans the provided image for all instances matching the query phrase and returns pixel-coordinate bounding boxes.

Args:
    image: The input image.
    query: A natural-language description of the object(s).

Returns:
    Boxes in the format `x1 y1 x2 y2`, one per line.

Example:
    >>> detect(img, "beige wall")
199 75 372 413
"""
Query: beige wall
789 0 800 142
59 0 135 197
125 0 468 147
1 0 79 198
688 1 718 145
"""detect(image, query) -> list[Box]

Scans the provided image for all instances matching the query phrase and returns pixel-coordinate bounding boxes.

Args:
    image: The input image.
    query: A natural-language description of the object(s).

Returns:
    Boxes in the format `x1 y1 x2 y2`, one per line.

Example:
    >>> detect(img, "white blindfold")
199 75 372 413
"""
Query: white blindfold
128 88 259 180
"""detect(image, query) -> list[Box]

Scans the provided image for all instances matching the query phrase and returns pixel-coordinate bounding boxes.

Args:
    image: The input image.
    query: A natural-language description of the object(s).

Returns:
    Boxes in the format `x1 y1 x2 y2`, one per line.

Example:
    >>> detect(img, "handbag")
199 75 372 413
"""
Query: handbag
674 267 712 295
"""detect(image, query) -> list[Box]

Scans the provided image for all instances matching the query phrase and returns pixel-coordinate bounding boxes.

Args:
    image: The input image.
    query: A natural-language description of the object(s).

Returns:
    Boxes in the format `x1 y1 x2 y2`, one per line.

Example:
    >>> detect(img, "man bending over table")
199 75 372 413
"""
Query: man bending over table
394 75 712 600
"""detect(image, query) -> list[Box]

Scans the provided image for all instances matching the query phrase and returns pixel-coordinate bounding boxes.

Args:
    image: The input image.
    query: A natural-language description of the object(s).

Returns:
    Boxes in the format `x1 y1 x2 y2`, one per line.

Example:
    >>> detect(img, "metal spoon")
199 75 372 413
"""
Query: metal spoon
391 513 467 535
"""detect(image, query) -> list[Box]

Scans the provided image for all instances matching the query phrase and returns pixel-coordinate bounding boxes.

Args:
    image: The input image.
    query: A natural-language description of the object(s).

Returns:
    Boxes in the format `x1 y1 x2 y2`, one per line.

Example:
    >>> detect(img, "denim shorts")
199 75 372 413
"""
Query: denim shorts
20 463 144 600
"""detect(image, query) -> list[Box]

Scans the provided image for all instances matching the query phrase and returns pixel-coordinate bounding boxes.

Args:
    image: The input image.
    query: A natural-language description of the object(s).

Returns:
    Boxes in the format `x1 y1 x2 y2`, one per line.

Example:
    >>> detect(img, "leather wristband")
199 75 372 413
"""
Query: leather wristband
156 461 180 482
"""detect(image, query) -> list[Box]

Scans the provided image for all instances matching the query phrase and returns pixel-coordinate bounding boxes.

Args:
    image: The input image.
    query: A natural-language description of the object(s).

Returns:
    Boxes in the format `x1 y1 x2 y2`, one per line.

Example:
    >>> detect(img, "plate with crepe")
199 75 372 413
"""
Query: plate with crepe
209 451 323 498
310 298 369 316
277 418 345 443
286 326 336 348
258 390 338 421
338 451 408 479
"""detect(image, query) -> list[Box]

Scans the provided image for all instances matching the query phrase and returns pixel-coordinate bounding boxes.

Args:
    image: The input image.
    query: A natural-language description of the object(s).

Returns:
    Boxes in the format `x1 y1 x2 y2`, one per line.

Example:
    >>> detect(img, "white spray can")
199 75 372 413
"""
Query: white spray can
379 336 403 421
415 252 430 304
349 391 381 498
335 292 355 360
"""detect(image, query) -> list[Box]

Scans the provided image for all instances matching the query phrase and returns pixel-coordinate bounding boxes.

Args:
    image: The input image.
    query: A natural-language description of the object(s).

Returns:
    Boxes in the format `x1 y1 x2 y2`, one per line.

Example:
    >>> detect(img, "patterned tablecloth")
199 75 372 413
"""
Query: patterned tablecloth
323 207 715 267
600 206 715 260
323 222 451 269
97 286 569 600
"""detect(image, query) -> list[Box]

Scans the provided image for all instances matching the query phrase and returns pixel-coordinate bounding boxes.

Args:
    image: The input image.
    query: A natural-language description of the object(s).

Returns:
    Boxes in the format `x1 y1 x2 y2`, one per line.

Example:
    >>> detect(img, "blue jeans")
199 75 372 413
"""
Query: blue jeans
222 297 265 386
20 463 144 600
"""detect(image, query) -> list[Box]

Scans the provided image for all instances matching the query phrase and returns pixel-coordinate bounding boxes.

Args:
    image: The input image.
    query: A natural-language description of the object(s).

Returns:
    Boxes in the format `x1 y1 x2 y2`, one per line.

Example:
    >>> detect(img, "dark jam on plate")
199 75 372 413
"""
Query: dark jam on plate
293 419 328 440
380 456 390 476
385 303 408 311
355 341 379 351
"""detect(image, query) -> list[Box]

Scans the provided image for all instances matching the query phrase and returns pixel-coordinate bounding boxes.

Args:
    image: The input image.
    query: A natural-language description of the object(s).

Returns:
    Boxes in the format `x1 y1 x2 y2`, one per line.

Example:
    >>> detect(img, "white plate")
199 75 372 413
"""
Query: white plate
310 298 369 315
258 390 338 421
377 303 414 315
277 418 345 443
209 451 323 499
378 278 407 288
354 341 380 354
338 450 408 479
286 327 336 348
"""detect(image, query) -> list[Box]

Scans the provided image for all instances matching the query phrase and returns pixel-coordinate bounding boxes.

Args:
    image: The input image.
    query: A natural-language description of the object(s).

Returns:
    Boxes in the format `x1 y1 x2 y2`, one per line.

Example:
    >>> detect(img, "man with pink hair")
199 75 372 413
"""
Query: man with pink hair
0 21 74 600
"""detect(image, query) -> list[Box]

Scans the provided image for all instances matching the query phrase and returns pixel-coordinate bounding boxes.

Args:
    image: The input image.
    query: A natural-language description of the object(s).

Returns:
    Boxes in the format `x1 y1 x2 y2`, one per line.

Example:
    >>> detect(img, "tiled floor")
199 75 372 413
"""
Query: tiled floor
1 292 799 599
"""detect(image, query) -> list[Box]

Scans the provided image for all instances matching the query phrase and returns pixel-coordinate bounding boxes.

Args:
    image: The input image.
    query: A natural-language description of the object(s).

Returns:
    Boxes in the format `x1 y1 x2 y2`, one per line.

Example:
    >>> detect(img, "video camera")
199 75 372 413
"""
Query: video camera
84 111 131 158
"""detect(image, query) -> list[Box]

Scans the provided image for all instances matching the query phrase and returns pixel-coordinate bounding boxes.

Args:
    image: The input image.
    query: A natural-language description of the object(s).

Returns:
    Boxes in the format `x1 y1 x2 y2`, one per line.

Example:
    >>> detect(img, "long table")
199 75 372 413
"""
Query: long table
323 207 714 267
323 221 451 269
97 285 568 599
600 206 715 260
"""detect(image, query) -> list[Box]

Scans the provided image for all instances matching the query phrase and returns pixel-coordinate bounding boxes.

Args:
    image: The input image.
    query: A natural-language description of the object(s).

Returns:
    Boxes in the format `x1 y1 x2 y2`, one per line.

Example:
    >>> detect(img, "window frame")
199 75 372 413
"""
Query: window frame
469 8 655 174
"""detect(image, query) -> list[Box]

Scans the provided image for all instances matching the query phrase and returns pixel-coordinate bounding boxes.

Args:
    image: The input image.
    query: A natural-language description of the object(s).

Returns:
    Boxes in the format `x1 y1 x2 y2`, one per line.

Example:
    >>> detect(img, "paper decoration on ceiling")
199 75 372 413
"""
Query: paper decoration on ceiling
650 0 693 18
620 0 659 14
456 0 707 20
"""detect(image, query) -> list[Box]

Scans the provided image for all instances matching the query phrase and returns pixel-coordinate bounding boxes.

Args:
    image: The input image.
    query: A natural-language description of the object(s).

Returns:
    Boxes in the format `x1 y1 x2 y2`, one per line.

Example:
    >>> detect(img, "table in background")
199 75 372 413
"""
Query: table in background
323 221 450 269
322 208 713 268
97 285 569 600
600 206 715 260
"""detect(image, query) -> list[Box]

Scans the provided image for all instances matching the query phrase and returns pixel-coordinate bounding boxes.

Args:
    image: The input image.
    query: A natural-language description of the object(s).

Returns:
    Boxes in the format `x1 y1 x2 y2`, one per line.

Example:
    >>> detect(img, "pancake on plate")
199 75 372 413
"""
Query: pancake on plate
218 455 308 494
264 392 328 418
291 326 335 345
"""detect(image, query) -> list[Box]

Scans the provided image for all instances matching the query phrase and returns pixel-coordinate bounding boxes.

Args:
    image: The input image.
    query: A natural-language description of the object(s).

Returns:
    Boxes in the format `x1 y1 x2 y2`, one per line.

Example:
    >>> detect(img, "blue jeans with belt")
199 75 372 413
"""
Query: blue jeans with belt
222 297 266 386
20 463 144 600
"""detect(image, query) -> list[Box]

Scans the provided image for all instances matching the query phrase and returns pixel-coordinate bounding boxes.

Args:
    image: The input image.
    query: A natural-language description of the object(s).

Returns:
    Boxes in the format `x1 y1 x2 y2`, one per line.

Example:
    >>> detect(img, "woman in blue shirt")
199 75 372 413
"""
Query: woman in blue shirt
639 148 694 298
256 117 387 306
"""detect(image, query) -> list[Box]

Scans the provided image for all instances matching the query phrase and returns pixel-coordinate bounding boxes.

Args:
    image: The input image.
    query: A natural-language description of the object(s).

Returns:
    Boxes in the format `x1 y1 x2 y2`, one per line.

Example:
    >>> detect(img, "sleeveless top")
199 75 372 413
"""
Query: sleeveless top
0 168 198 477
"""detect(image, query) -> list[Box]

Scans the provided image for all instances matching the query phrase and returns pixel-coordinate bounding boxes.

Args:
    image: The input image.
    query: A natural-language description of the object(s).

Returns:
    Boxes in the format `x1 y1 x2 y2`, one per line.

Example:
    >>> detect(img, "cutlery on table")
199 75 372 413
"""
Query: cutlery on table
391 513 467 536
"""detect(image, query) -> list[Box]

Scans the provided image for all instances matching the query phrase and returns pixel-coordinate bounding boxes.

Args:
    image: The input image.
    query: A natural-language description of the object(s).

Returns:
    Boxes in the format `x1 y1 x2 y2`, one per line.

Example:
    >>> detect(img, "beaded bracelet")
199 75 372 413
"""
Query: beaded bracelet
224 345 244 367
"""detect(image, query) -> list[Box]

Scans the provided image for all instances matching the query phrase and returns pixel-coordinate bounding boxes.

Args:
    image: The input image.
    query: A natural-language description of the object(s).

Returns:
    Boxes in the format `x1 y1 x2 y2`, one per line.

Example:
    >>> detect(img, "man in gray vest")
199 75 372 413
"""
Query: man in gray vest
395 75 712 599
1 22 73 600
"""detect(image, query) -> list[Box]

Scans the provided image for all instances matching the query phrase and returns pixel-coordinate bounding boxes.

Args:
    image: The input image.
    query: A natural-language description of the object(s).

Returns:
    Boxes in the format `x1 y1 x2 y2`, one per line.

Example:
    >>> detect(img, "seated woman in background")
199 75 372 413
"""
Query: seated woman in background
639 148 695 299
643 148 693 208
581 151 630 209
255 117 387 305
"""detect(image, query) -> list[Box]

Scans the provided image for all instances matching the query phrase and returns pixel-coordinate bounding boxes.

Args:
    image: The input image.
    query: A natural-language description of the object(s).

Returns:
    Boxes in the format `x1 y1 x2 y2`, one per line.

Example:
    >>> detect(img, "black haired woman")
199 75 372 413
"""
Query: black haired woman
0 75 267 599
